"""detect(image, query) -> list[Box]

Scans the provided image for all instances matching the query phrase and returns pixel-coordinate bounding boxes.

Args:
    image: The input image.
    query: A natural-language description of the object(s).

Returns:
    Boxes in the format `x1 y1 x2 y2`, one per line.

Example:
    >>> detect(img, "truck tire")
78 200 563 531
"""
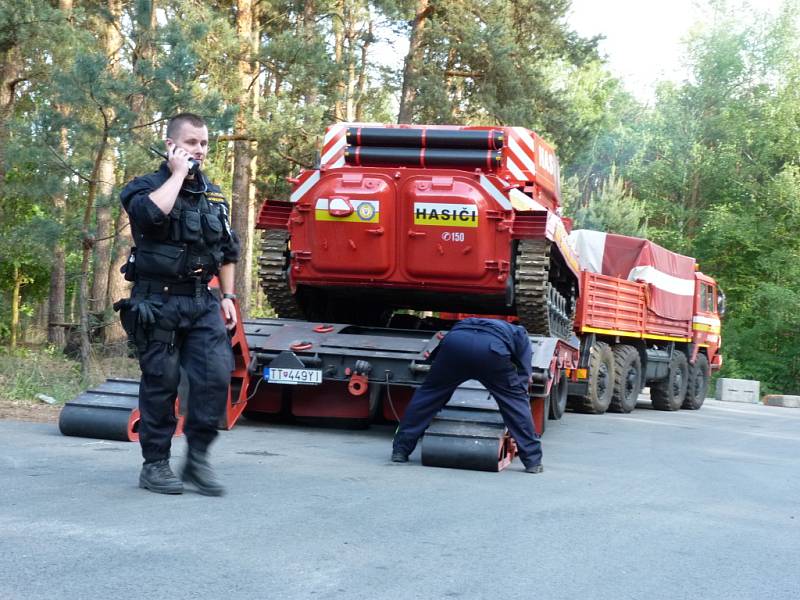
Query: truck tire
651 350 688 411
682 354 709 410
573 341 614 414
608 345 642 413
548 371 568 420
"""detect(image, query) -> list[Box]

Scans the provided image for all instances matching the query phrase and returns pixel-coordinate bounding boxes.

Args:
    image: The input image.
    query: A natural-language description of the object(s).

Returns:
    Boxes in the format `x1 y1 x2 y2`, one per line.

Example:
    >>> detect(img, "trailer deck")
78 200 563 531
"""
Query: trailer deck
60 318 579 472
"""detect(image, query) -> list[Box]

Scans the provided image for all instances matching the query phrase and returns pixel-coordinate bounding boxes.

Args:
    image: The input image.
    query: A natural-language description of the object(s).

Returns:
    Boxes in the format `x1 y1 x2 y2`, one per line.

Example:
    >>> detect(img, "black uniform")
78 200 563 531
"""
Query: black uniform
118 163 240 464
392 318 542 468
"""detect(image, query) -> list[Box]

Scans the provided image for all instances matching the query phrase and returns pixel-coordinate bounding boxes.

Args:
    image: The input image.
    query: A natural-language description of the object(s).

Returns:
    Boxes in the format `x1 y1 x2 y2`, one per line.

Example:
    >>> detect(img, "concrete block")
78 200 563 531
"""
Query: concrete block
762 395 800 408
715 378 760 404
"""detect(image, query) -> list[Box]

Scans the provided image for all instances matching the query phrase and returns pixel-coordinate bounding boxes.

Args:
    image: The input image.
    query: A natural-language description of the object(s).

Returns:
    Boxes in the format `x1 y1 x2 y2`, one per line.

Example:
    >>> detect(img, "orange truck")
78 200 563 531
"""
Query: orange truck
564 229 724 415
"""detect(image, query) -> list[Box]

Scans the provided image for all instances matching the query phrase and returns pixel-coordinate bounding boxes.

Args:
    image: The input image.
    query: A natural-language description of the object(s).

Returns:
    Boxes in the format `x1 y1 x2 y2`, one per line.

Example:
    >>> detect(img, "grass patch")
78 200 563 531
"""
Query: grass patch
0 345 140 405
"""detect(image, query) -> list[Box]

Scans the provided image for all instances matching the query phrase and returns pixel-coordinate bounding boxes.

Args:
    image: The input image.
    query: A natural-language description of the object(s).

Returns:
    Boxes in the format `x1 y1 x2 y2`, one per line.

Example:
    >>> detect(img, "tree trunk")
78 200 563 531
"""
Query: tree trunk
302 0 318 107
248 3 261 309
37 299 49 333
89 0 122 320
10 264 21 349
80 133 109 378
355 20 372 122
446 46 463 121
344 5 357 121
49 123 69 347
90 153 115 314
333 0 346 121
68 285 76 323
105 212 131 342
0 46 22 190
97 0 156 346
398 0 431 124
129 0 157 120
232 0 255 316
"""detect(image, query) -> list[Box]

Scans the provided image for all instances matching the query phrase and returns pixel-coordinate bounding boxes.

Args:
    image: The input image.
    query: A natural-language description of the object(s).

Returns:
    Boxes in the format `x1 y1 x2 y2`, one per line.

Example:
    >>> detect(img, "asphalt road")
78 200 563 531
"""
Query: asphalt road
1 397 798 600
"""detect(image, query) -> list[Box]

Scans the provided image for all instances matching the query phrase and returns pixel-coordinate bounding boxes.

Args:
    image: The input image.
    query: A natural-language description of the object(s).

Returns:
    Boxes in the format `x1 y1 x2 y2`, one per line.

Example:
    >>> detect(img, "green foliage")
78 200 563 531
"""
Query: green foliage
619 1 800 392
568 166 647 237
405 0 602 162
1 0 799 393
0 345 141 403
0 346 83 403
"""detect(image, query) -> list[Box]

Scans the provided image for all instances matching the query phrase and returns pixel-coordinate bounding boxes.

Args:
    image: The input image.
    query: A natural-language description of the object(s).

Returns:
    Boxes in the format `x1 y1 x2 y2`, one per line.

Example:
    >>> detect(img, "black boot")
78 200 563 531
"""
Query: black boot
391 450 409 463
181 449 225 496
139 459 183 494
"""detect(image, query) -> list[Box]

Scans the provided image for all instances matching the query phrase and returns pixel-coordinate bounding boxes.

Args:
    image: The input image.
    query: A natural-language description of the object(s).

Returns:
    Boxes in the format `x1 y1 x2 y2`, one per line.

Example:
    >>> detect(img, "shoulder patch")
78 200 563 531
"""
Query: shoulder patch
207 192 227 203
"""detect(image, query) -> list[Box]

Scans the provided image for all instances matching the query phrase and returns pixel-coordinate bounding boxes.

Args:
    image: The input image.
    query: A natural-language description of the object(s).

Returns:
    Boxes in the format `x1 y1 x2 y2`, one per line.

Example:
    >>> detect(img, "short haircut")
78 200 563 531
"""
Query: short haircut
166 113 207 139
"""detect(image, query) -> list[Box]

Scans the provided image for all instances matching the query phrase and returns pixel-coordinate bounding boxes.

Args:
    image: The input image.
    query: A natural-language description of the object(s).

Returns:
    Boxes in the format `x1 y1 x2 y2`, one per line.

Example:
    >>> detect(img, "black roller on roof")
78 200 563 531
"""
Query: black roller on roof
346 127 504 150
344 146 502 170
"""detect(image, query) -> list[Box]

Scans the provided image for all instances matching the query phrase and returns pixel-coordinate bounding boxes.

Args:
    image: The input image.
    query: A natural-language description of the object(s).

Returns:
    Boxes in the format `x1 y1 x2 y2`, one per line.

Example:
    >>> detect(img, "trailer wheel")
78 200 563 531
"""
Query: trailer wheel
682 354 709 410
608 345 642 413
548 371 568 420
651 350 688 411
573 341 614 414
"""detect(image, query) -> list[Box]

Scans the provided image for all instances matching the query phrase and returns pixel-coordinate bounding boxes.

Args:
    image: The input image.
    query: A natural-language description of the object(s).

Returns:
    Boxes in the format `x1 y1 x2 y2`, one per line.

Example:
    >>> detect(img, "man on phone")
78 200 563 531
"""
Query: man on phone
117 113 240 495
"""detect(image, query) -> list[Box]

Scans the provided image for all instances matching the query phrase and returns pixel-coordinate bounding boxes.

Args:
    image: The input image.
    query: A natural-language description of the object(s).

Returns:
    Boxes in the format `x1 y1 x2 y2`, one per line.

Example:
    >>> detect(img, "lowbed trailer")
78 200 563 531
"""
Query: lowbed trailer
60 316 578 473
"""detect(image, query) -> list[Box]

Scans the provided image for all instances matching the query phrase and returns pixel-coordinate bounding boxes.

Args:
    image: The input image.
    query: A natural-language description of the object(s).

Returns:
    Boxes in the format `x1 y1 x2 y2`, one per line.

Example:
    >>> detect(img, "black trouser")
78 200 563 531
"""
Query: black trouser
393 328 542 468
130 287 233 463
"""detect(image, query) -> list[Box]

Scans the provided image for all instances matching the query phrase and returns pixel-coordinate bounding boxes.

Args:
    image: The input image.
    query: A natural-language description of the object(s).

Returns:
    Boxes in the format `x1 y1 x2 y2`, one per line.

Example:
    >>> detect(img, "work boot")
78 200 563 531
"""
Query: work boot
524 463 544 474
139 459 183 494
181 449 225 496
391 451 409 463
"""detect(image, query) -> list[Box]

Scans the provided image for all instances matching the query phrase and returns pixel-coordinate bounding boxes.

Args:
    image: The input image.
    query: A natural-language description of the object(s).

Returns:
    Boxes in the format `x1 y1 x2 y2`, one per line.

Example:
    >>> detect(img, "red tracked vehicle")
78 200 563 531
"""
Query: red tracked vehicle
257 123 581 339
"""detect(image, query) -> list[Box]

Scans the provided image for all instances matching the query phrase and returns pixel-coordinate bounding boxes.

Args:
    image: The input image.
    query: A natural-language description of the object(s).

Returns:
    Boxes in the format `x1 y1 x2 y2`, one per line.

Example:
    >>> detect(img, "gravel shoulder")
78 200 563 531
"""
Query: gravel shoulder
0 399 61 423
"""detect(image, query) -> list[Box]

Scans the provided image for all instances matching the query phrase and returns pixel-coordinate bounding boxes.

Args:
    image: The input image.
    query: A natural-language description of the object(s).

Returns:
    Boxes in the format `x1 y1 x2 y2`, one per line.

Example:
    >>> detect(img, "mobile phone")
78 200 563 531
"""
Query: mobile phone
149 146 199 174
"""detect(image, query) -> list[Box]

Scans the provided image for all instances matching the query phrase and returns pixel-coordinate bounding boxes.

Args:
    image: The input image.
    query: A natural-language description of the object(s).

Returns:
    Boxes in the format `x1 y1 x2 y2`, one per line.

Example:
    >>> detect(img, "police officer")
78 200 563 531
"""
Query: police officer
391 318 544 473
118 113 240 495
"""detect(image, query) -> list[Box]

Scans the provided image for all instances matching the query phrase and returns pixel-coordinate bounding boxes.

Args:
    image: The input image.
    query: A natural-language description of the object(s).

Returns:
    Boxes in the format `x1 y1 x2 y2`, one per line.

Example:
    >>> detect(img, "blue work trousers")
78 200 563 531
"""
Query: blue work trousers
393 328 542 468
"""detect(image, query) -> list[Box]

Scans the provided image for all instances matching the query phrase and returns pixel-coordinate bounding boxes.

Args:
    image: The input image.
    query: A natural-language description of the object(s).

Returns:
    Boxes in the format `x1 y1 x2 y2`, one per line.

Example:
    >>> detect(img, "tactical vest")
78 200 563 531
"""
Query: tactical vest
124 180 231 283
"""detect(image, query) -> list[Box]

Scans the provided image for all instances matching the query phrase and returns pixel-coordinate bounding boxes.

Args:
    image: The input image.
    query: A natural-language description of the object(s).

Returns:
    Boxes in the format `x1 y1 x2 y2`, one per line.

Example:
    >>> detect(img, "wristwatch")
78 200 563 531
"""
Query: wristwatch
222 293 237 300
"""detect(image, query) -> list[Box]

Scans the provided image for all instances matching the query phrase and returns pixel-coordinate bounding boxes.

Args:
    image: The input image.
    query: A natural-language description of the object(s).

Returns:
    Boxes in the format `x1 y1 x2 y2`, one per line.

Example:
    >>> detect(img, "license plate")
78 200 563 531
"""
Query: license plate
266 367 323 385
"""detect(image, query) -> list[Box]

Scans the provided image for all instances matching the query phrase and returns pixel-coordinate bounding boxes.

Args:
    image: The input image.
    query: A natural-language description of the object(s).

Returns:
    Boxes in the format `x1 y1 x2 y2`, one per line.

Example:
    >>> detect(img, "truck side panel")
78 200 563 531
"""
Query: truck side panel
575 271 691 341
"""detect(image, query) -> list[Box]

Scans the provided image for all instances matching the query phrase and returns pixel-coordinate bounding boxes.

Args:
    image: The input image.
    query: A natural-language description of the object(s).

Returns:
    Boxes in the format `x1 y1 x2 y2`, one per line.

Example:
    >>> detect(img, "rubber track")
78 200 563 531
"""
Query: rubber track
515 239 552 336
515 239 574 339
257 229 305 319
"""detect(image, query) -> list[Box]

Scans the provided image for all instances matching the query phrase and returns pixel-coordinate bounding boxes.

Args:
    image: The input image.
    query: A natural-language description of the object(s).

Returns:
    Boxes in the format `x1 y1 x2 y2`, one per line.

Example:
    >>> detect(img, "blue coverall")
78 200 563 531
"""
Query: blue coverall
392 318 543 468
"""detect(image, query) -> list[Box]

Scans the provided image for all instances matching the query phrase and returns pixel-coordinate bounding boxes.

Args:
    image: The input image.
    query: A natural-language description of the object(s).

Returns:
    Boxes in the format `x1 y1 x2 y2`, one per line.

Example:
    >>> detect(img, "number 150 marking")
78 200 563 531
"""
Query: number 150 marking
441 232 465 242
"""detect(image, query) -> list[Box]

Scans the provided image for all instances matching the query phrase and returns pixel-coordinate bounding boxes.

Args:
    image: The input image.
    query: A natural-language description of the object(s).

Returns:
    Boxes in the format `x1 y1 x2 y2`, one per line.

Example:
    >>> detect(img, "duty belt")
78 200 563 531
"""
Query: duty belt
134 278 206 297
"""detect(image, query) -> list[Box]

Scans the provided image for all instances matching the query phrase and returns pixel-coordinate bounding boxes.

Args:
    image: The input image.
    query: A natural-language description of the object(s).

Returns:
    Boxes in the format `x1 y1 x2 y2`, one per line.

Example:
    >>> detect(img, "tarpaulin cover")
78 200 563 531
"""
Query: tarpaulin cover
568 230 696 320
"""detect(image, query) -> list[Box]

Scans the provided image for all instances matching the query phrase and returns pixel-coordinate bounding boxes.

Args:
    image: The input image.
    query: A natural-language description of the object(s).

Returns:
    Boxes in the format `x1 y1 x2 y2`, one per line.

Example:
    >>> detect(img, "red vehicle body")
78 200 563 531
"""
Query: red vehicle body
257 123 580 339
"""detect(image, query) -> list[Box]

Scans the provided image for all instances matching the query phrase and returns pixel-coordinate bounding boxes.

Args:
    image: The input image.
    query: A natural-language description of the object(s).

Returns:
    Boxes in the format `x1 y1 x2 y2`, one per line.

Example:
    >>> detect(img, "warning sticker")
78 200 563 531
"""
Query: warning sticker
413 203 478 228
315 198 379 223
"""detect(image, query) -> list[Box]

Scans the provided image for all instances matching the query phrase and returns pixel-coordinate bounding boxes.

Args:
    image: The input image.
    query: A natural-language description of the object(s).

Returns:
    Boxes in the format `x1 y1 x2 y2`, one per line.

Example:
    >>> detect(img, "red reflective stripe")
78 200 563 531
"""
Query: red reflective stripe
355 147 361 166
357 127 362 146
420 148 426 167
486 150 491 171
421 128 427 148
